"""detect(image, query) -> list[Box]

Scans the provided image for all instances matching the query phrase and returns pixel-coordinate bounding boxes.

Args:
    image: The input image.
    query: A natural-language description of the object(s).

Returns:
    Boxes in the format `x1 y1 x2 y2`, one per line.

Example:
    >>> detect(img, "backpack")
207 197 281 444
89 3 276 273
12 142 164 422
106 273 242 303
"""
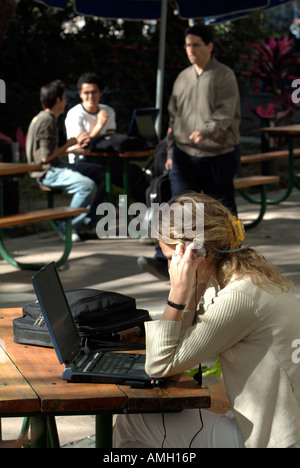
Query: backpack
13 289 151 350
145 172 171 207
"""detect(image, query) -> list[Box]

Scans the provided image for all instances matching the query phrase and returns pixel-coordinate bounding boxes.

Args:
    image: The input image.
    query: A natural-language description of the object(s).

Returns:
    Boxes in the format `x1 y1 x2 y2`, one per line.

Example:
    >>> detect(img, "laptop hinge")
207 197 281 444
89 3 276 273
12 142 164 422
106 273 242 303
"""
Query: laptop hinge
64 339 88 366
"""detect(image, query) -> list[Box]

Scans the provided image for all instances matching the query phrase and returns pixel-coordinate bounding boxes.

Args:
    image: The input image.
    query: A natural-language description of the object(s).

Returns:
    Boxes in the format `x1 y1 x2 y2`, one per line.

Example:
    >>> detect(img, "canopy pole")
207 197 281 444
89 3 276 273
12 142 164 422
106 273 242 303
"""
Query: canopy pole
155 0 168 139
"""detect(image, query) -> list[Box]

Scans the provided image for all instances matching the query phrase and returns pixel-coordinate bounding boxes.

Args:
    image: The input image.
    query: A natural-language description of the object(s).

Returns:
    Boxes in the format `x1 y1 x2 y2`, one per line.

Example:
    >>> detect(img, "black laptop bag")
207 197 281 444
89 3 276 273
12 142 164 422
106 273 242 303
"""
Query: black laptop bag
87 133 147 153
13 289 151 350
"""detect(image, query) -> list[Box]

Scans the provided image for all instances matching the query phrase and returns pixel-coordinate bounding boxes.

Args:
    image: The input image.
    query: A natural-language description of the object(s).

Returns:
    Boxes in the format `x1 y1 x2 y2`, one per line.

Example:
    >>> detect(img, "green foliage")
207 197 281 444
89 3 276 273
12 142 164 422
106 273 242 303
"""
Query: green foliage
186 358 222 379
202 358 222 378
0 0 185 137
212 13 273 97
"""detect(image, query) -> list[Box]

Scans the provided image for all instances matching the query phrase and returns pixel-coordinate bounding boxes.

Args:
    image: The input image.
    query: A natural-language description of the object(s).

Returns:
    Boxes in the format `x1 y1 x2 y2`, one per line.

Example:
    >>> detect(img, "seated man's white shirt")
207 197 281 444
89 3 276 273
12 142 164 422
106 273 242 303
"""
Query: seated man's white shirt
65 103 116 163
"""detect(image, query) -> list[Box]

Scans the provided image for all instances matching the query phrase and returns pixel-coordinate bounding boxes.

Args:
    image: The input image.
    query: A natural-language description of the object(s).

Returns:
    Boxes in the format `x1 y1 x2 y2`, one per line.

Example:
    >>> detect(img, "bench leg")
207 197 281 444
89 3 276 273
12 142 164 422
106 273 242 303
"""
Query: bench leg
239 138 297 204
0 229 35 269
105 158 113 203
241 185 267 230
47 416 60 448
46 192 61 233
30 415 60 448
18 417 30 445
30 416 48 448
0 417 31 448
0 217 73 270
95 414 113 448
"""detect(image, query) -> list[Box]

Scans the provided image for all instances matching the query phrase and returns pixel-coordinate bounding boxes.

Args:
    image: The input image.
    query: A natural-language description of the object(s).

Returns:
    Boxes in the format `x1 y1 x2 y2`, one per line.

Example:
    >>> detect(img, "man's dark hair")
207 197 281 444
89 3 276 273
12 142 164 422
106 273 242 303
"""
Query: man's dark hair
77 72 104 93
185 24 214 45
40 79 65 109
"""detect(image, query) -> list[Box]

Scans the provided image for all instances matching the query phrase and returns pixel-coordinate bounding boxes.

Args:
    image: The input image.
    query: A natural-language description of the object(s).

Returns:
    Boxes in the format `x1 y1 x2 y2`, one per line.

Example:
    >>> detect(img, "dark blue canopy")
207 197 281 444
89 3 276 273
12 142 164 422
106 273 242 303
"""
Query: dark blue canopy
36 0 292 21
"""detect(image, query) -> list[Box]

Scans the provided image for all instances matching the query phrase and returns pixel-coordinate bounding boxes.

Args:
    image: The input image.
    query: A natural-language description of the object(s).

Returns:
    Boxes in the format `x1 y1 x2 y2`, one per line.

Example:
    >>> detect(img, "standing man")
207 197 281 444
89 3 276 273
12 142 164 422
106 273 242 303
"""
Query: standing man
26 79 104 242
65 72 149 203
167 23 241 215
138 24 241 280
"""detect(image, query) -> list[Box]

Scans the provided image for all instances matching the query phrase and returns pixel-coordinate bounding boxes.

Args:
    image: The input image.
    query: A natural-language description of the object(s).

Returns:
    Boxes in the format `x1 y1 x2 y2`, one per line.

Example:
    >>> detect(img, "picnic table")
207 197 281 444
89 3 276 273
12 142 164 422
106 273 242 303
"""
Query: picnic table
0 307 230 448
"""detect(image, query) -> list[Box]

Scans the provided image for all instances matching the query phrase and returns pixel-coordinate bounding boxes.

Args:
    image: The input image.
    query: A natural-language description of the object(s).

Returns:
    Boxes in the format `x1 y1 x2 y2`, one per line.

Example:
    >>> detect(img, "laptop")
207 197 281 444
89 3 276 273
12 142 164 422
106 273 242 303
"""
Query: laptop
31 262 164 387
128 108 159 148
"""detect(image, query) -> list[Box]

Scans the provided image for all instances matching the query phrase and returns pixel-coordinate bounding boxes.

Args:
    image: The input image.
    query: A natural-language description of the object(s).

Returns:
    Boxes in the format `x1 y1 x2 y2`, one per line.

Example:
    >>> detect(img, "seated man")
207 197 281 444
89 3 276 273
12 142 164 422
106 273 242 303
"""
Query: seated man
65 72 149 203
65 72 117 164
26 79 105 242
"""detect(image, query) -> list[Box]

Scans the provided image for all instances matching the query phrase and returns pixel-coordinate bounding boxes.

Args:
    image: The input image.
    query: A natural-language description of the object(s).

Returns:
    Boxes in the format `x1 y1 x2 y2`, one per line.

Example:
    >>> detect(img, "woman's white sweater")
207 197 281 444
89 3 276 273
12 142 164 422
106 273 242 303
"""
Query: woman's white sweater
145 278 300 448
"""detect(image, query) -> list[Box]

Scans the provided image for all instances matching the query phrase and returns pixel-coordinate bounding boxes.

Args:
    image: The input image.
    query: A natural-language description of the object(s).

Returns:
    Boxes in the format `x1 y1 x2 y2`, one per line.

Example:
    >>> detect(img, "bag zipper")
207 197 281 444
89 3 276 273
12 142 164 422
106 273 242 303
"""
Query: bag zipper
33 315 45 327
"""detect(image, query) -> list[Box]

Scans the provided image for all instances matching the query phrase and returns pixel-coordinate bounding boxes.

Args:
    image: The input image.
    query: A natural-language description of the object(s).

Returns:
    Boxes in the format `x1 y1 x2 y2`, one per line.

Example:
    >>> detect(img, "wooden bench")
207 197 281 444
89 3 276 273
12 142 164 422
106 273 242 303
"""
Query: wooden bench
240 148 300 205
241 148 300 164
233 175 280 229
233 175 279 190
0 206 89 270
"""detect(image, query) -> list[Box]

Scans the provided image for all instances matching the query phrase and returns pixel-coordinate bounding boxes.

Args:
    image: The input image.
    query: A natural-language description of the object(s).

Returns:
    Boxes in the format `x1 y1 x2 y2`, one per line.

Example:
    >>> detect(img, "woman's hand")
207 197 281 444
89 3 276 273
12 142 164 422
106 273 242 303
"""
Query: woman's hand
168 243 205 308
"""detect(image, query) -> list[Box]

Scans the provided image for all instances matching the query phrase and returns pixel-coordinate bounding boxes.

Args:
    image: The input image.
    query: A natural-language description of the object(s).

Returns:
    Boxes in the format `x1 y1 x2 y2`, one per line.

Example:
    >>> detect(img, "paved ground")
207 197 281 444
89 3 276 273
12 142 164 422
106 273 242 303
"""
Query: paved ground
0 189 299 447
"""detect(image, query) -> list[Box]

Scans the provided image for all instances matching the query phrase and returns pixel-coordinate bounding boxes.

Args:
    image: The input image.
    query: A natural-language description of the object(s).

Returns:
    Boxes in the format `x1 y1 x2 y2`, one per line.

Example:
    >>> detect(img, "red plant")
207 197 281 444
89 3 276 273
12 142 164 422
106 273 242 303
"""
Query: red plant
0 132 13 143
0 127 26 155
245 101 292 125
249 36 296 110
245 36 298 126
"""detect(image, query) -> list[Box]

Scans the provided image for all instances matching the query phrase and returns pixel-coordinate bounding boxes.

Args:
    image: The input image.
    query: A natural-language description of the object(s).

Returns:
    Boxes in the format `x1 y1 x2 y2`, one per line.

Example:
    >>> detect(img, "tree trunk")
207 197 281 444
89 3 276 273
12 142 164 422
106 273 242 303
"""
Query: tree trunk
0 0 17 48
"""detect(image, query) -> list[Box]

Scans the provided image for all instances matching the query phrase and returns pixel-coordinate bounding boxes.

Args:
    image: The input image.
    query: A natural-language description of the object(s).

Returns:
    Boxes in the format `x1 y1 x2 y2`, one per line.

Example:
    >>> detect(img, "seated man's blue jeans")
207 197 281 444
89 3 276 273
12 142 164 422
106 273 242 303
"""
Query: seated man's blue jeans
40 164 97 232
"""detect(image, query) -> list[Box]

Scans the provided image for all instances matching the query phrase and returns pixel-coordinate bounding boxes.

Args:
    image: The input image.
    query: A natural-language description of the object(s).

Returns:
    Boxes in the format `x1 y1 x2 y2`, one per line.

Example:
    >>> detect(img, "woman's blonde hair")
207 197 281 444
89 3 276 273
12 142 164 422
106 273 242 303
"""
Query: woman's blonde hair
159 192 292 292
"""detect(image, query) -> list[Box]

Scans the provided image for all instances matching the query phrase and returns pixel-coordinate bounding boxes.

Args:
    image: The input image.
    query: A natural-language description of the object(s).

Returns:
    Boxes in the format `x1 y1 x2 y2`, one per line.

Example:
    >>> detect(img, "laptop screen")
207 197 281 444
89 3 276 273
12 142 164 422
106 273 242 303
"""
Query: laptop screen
135 114 157 141
32 262 81 365
128 108 159 143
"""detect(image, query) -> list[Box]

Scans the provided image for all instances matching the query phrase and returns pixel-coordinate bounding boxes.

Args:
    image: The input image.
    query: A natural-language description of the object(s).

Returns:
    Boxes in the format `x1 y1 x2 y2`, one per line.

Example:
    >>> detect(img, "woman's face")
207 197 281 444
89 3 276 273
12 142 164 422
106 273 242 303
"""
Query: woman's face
159 242 177 268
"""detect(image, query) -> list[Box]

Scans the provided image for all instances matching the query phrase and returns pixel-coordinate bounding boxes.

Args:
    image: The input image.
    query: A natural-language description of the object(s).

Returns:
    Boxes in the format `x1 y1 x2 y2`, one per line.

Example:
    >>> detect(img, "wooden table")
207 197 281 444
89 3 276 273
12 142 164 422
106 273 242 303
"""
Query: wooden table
0 345 41 447
0 308 225 448
83 149 155 203
258 125 300 203
0 347 38 416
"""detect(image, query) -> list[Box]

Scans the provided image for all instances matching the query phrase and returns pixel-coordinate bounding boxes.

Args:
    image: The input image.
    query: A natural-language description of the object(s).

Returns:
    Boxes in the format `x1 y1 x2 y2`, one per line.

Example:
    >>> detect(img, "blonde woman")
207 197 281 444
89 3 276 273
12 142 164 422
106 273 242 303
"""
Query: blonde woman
114 193 300 449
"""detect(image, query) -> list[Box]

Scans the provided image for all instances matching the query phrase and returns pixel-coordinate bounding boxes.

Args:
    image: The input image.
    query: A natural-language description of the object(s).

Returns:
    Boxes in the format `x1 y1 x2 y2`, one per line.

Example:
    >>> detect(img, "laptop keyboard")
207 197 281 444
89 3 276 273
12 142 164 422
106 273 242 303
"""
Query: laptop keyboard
76 351 138 375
